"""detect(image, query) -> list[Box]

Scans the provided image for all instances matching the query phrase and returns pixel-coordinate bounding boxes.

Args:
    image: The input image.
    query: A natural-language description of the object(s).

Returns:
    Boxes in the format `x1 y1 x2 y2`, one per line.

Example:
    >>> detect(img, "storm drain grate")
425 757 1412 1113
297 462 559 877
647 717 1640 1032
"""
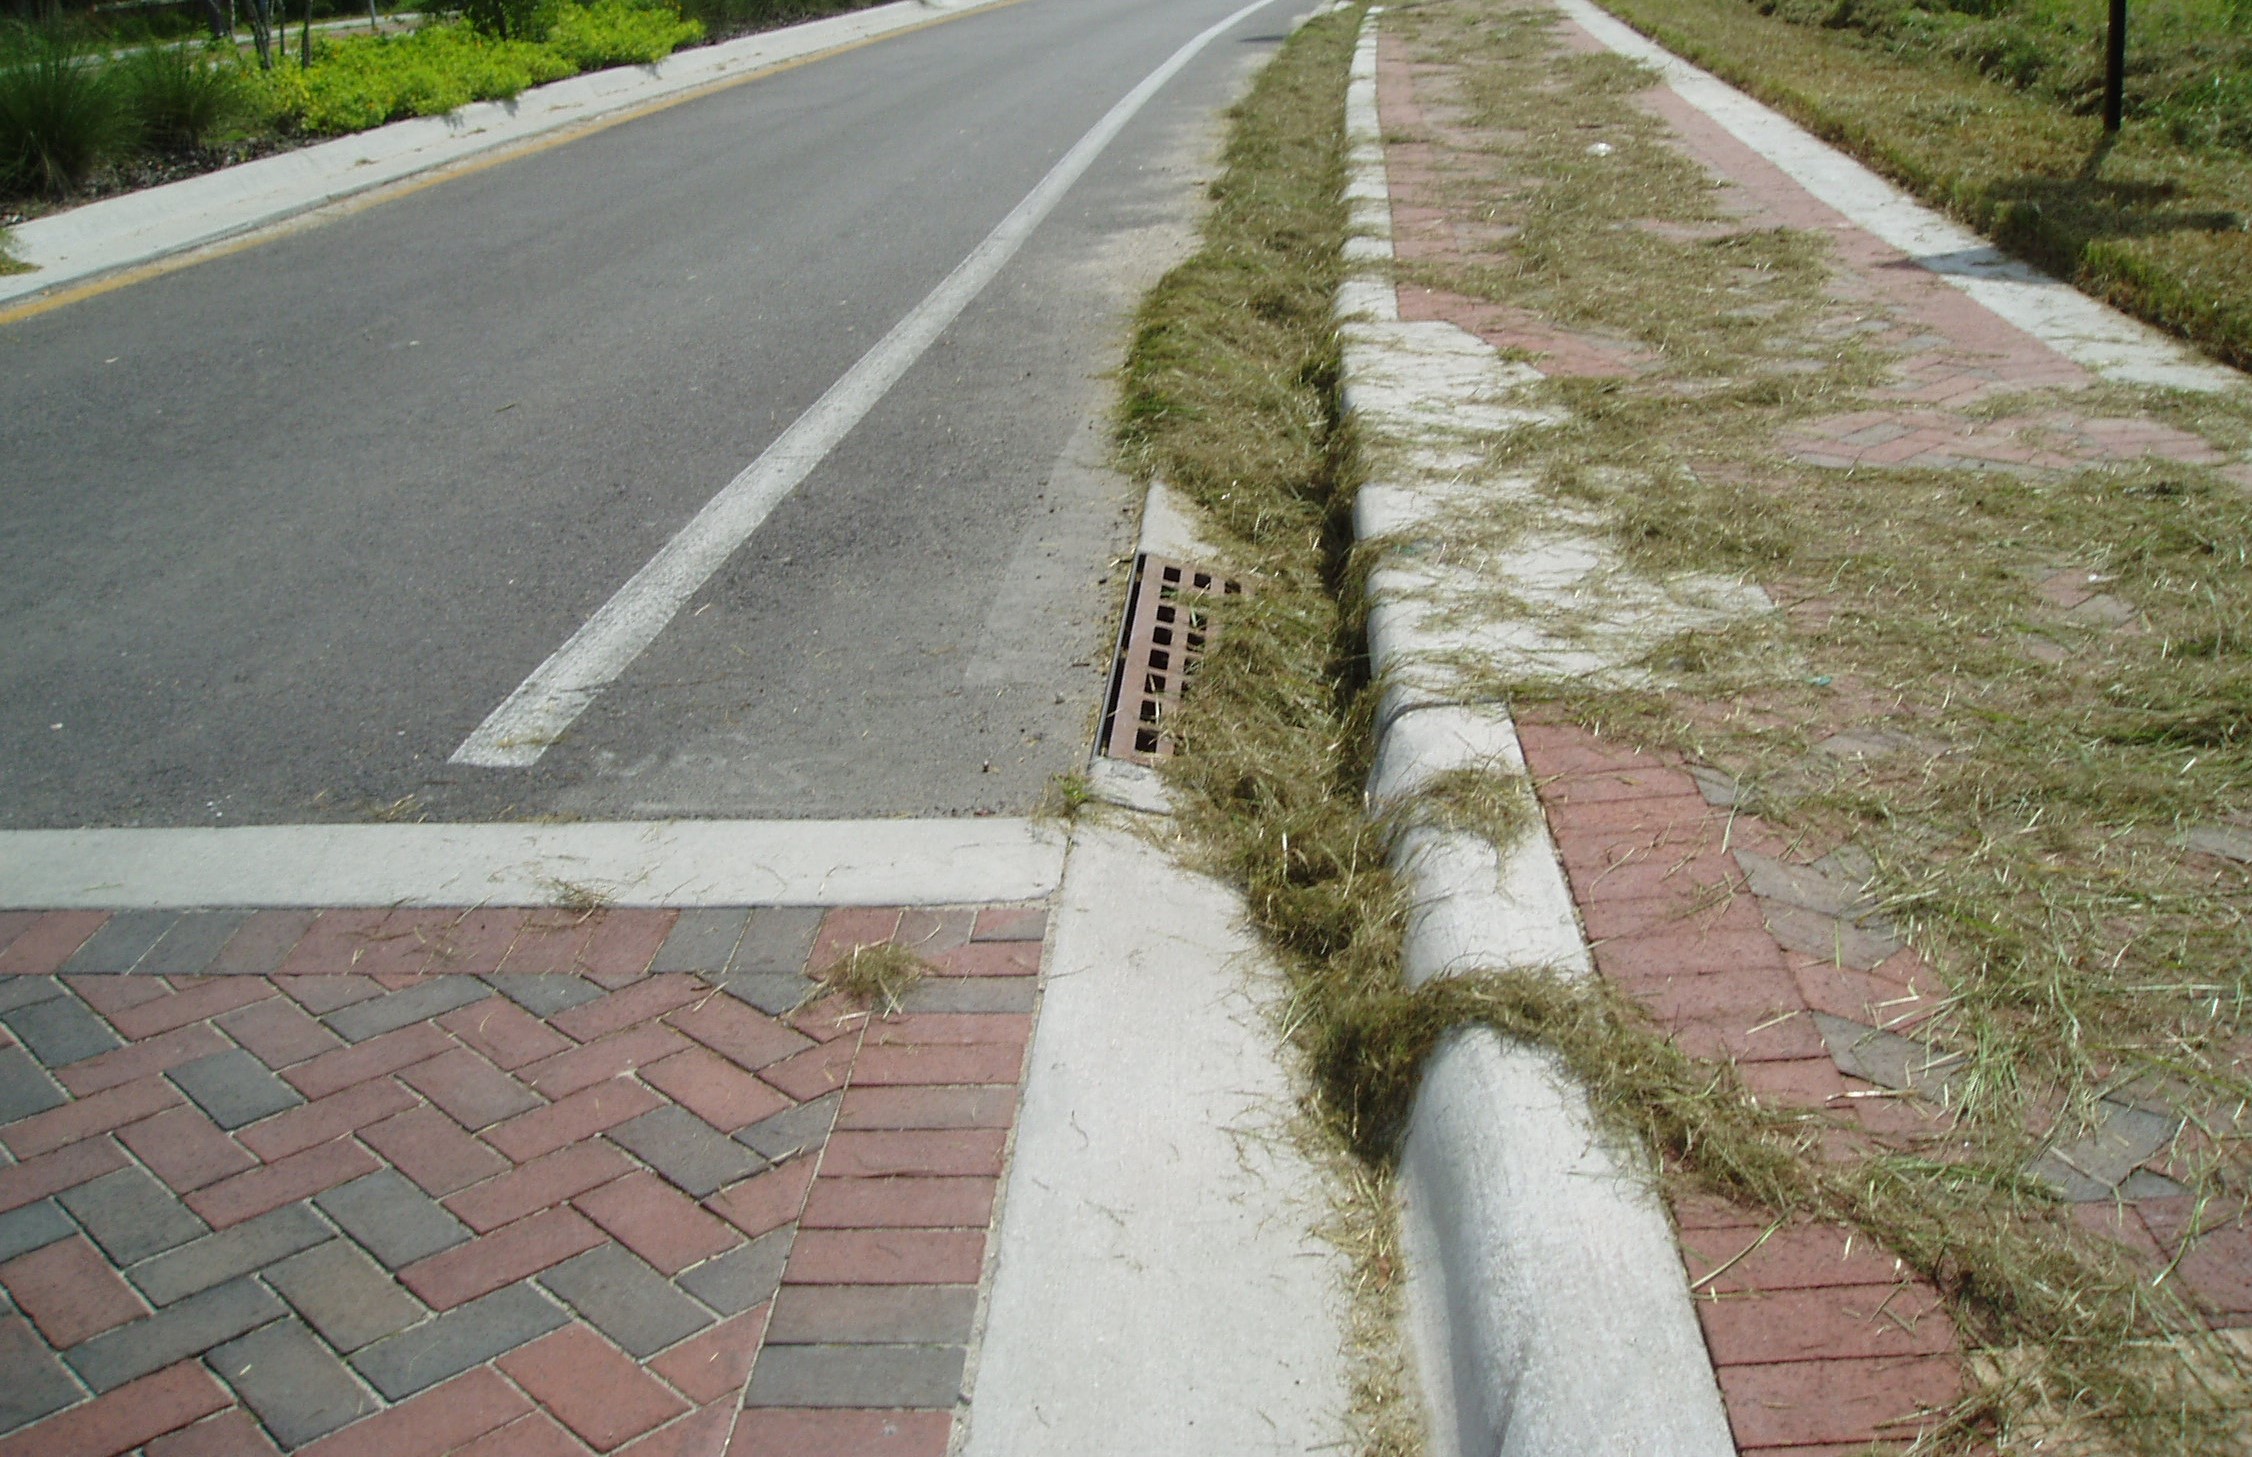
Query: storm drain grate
1098 553 1247 765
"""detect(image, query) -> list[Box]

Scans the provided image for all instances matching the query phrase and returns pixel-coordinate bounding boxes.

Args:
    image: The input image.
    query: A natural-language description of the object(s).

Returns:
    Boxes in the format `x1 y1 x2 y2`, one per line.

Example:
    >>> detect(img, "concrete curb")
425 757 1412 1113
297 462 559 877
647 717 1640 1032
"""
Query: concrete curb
1336 9 1737 1454
1 0 1010 308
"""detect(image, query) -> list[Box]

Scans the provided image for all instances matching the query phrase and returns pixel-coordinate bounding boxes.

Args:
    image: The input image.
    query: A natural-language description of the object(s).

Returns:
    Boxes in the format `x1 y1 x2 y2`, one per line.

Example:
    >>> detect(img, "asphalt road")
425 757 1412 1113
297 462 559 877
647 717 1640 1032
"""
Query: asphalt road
0 0 1290 828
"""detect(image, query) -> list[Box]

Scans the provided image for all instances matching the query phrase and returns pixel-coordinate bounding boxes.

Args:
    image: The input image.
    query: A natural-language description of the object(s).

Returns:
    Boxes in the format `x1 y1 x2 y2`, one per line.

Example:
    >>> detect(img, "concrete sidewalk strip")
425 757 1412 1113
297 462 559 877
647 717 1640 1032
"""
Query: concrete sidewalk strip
0 899 1049 1455
960 825 1352 1456
0 0 1012 309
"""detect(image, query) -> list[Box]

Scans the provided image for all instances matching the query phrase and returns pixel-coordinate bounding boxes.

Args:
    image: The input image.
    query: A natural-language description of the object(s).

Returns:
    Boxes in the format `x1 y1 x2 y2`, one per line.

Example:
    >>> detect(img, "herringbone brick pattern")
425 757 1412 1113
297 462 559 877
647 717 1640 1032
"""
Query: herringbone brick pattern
0 902 1044 1457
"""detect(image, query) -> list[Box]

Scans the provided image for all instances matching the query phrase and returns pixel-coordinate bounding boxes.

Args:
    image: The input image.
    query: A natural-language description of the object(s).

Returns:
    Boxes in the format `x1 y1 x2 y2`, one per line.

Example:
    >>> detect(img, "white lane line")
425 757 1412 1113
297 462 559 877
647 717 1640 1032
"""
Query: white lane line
0 819 1066 908
453 0 1293 768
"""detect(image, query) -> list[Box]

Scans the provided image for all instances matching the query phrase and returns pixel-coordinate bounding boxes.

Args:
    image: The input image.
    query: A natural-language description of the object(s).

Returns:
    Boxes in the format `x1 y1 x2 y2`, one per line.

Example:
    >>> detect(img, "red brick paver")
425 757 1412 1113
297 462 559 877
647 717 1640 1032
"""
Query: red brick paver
0 901 1044 1454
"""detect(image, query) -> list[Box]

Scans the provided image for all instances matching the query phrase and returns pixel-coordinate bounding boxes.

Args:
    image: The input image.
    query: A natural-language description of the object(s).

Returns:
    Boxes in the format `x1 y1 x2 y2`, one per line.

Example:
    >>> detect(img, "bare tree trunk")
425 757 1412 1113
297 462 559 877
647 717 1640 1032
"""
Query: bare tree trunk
247 0 273 68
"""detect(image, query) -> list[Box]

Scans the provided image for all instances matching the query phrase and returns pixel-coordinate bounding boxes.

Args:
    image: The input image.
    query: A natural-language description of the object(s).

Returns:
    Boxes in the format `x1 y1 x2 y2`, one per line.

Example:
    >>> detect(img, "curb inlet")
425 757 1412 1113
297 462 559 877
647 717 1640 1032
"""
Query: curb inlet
1098 553 1246 765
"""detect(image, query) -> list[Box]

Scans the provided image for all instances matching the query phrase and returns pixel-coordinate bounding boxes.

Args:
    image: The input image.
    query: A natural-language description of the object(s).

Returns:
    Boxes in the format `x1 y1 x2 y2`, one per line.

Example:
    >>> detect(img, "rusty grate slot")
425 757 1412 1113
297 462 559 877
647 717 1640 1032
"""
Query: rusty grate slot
1098 553 1247 765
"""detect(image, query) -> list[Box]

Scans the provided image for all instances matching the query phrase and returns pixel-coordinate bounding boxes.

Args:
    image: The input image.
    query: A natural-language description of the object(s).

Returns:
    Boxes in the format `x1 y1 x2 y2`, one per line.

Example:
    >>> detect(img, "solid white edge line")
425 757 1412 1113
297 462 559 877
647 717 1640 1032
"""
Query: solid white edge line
0 819 1066 908
452 0 1296 768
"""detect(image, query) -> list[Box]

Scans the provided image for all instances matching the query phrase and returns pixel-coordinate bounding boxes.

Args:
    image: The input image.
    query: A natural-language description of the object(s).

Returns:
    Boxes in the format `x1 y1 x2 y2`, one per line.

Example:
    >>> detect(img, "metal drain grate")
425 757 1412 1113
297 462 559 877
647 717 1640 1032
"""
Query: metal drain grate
1098 553 1247 765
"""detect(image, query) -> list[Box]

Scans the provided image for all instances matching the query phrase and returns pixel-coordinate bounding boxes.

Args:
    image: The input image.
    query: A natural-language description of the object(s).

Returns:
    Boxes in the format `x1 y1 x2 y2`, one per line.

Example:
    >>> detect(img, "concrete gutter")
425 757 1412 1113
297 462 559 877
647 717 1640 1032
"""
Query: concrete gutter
1 0 1010 308
1336 8 1738 1454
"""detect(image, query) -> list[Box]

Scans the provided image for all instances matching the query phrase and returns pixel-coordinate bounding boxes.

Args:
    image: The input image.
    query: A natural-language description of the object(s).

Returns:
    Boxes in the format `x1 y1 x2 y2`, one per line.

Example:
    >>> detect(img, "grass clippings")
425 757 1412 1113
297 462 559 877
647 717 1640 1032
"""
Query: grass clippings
1121 0 2252 1449
815 940 926 1016
1579 0 2252 371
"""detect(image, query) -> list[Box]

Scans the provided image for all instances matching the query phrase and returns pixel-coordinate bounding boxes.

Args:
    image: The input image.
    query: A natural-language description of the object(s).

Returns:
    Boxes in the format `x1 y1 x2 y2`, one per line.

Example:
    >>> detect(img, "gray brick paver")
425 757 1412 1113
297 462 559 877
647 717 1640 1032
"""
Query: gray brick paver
60 1166 210 1265
126 1202 331 1306
167 1048 304 1130
674 1228 791 1315
264 1239 425 1354
210 1318 380 1447
490 975 604 1017
139 911 255 978
717 975 806 1018
350 1282 567 1400
0 977 63 1016
316 1171 470 1269
745 1342 965 1408
731 908 824 977
0 1314 84 1437
64 1276 283 1392
323 978 492 1044
736 1092 840 1163
648 909 752 975
764 1285 977 1345
2 991 124 1068
537 1243 713 1357
611 1106 760 1197
0 1200 74 1264
58 911 180 975
0 1044 67 1124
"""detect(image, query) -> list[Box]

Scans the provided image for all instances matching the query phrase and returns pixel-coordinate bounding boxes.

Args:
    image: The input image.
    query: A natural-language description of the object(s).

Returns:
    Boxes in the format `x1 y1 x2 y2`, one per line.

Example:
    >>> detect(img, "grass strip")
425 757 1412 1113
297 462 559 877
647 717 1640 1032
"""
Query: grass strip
1581 0 2252 371
1388 0 2252 1444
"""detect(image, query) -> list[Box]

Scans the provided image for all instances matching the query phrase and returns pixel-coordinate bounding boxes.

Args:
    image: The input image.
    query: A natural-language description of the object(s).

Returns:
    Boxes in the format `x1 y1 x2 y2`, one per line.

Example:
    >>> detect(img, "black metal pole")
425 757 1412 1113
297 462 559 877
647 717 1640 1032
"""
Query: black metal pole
2104 0 2127 132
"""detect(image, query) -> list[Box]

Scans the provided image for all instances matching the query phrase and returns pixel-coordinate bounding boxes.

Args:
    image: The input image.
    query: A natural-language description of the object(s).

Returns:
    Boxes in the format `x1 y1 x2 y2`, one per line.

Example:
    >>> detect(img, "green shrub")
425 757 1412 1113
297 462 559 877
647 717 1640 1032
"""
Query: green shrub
115 42 244 151
546 0 701 67
254 23 576 134
0 28 135 196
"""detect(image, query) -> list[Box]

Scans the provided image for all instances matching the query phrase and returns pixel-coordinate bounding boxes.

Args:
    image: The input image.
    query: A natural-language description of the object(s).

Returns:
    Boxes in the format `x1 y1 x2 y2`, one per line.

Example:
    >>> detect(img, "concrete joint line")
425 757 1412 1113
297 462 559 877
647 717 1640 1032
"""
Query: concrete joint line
1337 11 1735 1455
0 818 1065 908
1551 0 2240 394
0 0 1018 310
451 0 1298 768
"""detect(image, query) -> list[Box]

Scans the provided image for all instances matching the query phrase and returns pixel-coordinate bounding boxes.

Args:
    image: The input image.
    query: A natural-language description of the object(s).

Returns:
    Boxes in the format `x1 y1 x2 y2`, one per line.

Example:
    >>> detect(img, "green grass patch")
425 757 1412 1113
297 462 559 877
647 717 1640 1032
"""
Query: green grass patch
1582 0 2252 370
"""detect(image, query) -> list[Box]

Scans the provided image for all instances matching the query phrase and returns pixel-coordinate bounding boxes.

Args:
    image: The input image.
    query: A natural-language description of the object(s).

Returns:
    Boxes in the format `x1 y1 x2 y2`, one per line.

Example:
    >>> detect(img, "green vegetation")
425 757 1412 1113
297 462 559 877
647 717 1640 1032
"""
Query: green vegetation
116 39 250 148
246 24 576 133
1587 0 2252 369
0 0 709 201
0 27 135 194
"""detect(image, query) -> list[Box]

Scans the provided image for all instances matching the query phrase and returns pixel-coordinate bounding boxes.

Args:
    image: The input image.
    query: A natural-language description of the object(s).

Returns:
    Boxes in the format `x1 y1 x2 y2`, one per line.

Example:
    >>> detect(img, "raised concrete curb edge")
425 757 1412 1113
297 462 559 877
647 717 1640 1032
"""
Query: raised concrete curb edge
1 0 1012 308
1336 8 1739 1454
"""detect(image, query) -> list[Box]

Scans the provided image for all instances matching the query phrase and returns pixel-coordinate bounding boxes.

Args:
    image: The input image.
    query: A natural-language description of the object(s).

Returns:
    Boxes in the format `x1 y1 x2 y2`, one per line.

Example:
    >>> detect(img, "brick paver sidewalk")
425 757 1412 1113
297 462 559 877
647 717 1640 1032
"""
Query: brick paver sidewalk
0 902 1042 1456
1374 5 2252 1452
